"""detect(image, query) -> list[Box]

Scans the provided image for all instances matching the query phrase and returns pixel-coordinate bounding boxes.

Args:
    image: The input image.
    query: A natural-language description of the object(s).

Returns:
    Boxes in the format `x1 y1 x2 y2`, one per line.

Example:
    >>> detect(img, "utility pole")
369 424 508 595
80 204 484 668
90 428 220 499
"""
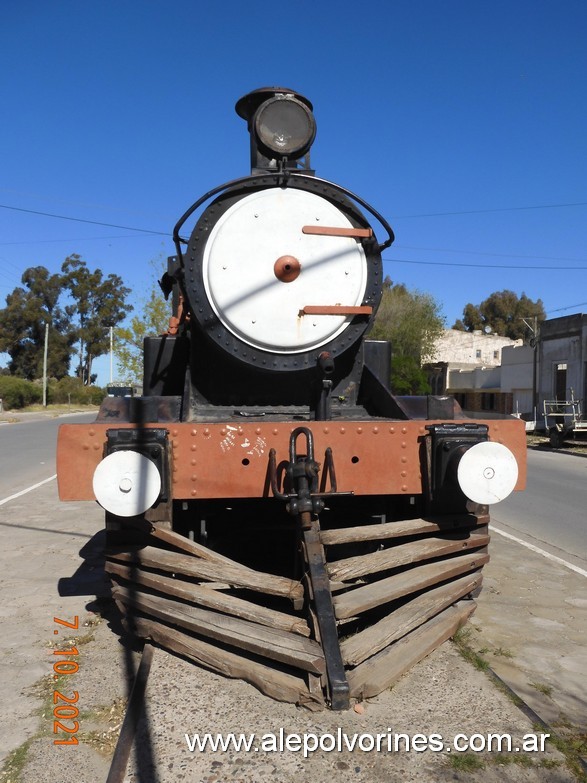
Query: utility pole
110 325 114 384
522 316 539 420
532 315 540 419
42 322 49 407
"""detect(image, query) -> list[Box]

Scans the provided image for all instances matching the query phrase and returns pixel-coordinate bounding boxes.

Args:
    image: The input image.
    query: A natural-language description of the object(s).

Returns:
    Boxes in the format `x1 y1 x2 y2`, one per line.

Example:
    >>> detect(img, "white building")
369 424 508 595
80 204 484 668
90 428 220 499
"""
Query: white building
424 329 522 413
425 329 521 365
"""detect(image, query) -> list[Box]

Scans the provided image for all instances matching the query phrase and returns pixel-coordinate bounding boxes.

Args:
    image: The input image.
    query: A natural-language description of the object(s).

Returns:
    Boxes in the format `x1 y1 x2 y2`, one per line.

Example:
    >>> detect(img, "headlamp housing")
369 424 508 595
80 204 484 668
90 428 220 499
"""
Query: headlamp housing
236 87 316 172
254 95 316 160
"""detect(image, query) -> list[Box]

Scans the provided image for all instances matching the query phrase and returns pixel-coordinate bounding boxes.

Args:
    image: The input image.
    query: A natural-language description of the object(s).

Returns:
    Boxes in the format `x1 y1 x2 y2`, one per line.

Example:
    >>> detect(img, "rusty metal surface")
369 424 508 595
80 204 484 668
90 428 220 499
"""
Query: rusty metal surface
273 255 301 283
301 225 373 238
300 305 373 316
57 418 526 502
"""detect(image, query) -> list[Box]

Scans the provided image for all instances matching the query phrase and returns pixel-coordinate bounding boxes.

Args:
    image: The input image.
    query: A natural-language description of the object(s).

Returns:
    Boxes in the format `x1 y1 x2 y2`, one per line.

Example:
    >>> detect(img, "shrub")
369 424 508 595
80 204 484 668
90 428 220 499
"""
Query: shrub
0 376 43 409
49 377 105 406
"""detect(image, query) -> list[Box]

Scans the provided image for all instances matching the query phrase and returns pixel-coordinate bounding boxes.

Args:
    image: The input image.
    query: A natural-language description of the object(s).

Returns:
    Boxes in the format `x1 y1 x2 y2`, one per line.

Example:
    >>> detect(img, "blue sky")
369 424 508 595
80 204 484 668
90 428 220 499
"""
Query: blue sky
1 1 586 384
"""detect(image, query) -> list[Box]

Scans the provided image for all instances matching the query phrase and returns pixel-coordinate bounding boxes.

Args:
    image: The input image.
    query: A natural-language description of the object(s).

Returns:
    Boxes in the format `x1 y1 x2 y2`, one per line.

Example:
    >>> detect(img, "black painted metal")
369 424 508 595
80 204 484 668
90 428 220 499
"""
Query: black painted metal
183 177 383 376
172 171 394 262
426 423 489 512
302 517 350 710
105 427 170 504
270 427 350 708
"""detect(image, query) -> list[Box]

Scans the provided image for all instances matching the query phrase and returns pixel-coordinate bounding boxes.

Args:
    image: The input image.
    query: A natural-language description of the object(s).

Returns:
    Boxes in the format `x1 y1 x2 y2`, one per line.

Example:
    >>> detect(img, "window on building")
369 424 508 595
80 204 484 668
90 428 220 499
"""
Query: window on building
493 350 499 360
476 349 482 359
555 363 567 401
481 392 496 411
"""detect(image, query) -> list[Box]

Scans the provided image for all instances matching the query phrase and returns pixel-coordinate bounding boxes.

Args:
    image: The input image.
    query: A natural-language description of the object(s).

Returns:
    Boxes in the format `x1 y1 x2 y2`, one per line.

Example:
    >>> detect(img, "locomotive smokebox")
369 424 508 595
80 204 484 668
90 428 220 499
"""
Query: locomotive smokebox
236 87 316 173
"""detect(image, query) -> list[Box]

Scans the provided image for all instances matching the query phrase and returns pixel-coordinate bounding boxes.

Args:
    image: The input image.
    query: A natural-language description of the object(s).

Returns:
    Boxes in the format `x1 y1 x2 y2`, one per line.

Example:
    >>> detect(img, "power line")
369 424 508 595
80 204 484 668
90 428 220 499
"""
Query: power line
546 302 587 315
393 201 587 219
386 256 587 271
0 234 155 246
394 243 587 264
0 204 169 236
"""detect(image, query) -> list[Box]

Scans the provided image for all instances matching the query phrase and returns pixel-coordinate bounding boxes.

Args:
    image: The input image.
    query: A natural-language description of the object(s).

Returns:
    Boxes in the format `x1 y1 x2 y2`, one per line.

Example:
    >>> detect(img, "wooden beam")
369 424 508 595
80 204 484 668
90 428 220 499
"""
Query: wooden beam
320 514 488 547
327 528 489 583
149 527 253 570
333 551 489 619
132 617 323 709
347 601 476 699
113 587 324 674
106 561 310 637
108 546 304 602
341 573 481 665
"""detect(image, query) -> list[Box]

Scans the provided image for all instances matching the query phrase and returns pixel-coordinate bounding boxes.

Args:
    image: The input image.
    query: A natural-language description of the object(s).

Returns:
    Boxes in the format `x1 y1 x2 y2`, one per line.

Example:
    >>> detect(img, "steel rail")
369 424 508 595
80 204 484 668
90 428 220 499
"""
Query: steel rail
105 643 155 783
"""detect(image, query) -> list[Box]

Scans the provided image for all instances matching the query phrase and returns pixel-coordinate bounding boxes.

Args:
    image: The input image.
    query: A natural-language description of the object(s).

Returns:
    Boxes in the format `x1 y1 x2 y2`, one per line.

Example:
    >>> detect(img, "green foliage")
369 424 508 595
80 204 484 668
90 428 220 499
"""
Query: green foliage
62 254 133 385
114 259 170 384
0 376 105 409
48 376 105 406
369 279 445 394
0 376 42 409
390 356 431 395
453 290 545 340
0 266 74 380
0 256 133 387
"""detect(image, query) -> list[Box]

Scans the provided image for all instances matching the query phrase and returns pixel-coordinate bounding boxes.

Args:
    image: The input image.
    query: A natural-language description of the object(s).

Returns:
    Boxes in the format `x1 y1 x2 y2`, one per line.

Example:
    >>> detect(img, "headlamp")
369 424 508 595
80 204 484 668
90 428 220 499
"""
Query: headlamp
254 95 316 160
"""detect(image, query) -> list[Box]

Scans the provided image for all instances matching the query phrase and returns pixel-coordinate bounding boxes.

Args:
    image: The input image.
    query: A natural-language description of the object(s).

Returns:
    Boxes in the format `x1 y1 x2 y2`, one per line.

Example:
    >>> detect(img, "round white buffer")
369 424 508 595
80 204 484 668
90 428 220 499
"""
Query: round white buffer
92 450 162 517
457 441 519 505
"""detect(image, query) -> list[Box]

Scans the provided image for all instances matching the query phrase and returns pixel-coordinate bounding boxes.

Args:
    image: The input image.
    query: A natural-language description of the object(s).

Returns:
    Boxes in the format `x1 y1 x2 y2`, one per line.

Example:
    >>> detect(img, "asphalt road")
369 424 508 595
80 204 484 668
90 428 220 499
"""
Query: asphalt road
0 413 96 498
492 447 587 569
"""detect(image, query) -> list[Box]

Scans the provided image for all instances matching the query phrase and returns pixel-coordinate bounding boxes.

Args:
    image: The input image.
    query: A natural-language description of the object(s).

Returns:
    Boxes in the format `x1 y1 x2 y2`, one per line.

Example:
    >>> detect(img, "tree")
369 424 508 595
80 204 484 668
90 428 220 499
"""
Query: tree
453 290 545 340
369 279 445 394
114 266 170 383
0 266 74 380
62 255 133 385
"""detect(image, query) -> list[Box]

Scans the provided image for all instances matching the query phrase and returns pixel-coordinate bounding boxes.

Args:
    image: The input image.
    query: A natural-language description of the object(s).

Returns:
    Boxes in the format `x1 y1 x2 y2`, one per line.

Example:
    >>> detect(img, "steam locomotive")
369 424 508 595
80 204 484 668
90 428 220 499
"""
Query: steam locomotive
57 88 526 710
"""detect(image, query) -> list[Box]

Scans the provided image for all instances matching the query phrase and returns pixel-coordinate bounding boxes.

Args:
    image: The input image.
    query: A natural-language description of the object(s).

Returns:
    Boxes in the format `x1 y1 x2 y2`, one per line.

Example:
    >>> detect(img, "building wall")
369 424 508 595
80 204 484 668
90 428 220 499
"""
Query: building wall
425 329 521 366
447 365 501 390
538 314 587 407
451 390 513 414
501 343 535 415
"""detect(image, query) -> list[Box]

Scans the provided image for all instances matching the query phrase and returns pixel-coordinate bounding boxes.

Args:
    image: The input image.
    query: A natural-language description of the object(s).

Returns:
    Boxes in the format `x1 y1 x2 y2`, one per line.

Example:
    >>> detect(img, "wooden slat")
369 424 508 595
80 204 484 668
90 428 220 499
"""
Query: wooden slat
347 600 476 699
320 514 488 547
341 573 481 665
113 587 324 674
106 561 310 637
133 617 323 709
327 528 489 583
150 527 253 570
333 551 489 619
108 546 304 602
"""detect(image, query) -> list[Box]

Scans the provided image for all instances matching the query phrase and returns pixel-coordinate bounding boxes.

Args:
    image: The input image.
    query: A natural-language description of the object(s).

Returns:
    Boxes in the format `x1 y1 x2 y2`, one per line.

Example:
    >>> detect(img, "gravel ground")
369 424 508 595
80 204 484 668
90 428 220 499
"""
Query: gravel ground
122 641 570 783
